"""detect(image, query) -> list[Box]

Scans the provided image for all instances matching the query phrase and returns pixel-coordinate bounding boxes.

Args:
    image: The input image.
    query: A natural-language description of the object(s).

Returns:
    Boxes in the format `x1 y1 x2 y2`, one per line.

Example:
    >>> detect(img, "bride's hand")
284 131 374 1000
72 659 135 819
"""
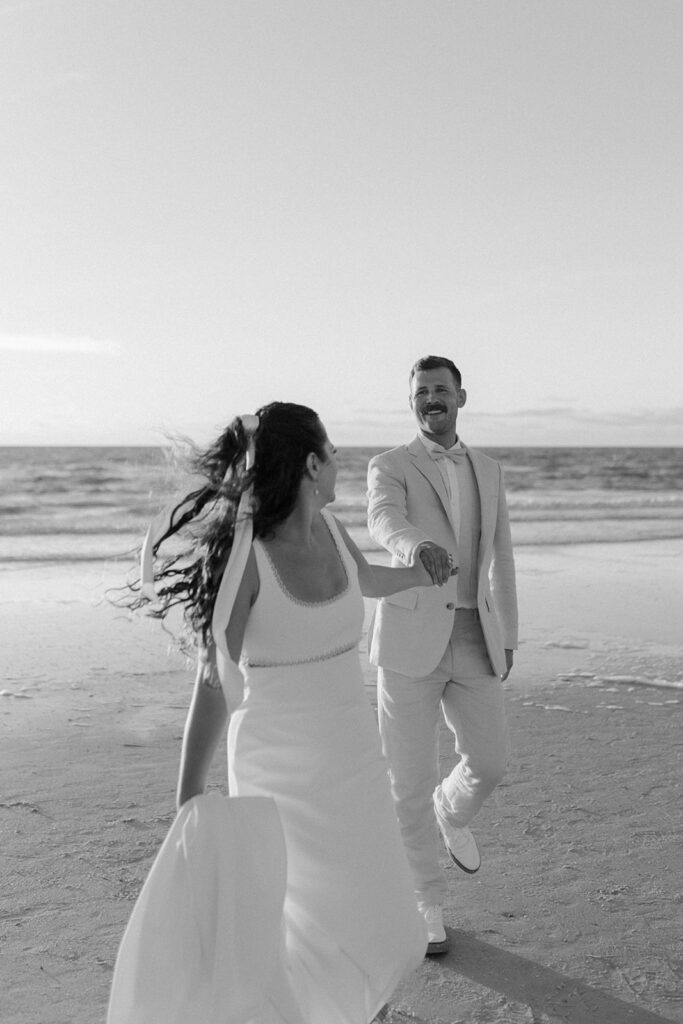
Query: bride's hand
414 561 433 587
413 556 458 588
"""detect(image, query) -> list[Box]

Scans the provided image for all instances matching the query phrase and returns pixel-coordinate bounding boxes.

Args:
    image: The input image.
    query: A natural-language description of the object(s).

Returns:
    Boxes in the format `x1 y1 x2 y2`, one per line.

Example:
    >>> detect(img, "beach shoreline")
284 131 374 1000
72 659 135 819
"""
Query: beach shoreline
2 539 682 1023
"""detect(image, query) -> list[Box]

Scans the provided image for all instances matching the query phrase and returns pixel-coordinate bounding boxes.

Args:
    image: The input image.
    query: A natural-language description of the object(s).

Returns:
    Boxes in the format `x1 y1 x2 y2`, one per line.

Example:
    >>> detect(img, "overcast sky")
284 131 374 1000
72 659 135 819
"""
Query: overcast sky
1 0 681 446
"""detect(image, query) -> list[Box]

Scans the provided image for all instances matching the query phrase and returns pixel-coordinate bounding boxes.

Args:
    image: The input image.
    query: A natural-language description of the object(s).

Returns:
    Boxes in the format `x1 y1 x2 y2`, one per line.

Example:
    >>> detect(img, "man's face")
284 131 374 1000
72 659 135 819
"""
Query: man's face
409 367 466 444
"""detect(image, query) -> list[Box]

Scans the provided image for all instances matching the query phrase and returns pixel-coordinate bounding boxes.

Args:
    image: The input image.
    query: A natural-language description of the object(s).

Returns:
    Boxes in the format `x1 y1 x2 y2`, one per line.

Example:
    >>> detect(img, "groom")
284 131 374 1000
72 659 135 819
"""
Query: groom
367 355 518 955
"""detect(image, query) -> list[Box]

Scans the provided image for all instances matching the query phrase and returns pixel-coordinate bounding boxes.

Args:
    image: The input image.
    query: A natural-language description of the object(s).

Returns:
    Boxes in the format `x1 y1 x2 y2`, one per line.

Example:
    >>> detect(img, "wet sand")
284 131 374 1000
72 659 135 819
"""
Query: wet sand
2 540 682 1023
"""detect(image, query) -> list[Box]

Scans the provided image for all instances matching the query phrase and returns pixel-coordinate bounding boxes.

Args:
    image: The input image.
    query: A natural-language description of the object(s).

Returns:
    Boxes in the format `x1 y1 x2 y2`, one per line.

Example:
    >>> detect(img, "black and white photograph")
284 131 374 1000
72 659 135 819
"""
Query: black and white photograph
1 3 681 1022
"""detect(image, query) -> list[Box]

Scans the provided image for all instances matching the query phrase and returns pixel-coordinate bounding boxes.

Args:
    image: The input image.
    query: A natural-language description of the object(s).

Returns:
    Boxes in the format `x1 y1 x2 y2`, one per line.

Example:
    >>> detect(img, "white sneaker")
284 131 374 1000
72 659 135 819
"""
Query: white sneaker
418 903 449 956
433 787 481 874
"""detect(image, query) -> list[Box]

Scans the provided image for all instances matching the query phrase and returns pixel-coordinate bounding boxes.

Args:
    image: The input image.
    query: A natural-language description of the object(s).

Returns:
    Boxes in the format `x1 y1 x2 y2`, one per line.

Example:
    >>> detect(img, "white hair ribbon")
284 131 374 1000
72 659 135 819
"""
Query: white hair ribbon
139 414 260 605
139 415 259 709
210 414 259 710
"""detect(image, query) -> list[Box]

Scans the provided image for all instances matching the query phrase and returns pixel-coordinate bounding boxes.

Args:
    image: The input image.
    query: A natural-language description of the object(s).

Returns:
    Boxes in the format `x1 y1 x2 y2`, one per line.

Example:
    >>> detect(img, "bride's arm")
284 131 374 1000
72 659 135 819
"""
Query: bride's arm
334 517 449 599
176 549 259 809
176 656 228 809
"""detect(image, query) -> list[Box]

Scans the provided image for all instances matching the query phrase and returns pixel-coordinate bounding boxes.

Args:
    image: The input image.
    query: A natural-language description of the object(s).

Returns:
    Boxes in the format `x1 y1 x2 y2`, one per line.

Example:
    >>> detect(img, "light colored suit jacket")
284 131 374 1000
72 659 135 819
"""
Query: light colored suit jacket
367 438 518 678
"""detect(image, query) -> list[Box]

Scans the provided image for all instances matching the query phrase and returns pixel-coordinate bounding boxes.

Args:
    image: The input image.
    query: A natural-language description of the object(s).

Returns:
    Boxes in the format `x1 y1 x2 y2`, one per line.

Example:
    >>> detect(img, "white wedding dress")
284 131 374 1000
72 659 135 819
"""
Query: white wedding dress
108 509 426 1024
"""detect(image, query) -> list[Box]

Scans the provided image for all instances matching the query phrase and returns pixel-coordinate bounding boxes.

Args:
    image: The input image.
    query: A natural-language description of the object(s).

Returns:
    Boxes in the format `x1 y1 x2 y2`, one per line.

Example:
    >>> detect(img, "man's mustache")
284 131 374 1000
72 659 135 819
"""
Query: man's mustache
423 404 447 414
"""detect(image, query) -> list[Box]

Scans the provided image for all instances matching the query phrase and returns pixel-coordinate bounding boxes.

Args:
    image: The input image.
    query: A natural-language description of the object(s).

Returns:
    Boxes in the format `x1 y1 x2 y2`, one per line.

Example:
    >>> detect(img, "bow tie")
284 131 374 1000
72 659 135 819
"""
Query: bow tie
428 446 467 464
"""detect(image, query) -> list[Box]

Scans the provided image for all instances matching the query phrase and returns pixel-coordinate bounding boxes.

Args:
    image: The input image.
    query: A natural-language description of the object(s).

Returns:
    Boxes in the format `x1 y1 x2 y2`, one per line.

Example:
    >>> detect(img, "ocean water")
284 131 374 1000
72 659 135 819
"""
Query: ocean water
1 445 682 564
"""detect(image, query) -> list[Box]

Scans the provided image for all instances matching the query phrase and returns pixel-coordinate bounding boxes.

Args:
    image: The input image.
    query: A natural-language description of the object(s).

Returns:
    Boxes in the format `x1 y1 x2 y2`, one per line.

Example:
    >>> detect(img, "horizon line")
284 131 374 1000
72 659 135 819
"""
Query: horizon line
1 442 682 450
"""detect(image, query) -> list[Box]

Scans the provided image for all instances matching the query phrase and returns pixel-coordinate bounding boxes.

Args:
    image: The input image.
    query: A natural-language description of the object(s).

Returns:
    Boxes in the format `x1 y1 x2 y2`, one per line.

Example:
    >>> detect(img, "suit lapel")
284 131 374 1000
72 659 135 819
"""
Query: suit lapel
466 448 497 564
406 437 453 523
406 438 499 548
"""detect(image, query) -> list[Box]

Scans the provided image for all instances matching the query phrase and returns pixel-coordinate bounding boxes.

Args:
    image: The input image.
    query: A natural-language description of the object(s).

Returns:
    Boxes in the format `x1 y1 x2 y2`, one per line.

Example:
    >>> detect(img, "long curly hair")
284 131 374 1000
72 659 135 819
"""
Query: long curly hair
127 401 327 648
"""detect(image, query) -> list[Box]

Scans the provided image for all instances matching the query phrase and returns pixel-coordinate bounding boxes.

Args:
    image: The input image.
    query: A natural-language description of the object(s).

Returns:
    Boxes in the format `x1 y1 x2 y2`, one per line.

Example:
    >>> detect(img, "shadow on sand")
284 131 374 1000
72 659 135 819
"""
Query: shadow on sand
419 929 678 1024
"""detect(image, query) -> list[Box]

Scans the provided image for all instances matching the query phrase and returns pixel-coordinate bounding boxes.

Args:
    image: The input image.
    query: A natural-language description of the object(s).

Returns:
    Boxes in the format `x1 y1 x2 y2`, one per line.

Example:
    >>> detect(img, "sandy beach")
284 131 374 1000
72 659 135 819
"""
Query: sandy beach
2 540 682 1024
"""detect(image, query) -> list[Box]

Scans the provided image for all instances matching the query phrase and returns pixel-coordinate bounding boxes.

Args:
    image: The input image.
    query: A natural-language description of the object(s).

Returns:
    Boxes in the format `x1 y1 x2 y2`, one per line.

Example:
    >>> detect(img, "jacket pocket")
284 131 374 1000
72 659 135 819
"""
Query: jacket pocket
382 588 419 610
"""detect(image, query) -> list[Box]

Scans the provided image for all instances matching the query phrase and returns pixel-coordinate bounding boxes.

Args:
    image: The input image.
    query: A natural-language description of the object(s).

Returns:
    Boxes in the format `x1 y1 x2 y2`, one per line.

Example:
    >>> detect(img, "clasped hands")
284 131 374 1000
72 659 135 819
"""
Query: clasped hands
417 542 458 587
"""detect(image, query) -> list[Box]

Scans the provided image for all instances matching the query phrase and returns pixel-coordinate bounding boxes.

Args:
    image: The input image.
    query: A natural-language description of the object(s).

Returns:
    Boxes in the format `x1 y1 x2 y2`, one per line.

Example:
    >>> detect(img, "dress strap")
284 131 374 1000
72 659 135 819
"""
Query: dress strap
320 509 357 580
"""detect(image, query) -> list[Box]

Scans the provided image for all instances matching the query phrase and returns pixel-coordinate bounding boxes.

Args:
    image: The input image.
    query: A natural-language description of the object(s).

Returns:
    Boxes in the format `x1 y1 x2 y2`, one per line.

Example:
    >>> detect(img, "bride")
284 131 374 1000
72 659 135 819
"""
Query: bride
108 402 450 1024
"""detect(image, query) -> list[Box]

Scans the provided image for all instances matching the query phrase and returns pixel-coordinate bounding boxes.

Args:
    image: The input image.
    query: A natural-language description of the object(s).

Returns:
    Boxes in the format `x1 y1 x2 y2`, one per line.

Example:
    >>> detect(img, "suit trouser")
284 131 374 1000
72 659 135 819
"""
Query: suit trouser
377 609 509 906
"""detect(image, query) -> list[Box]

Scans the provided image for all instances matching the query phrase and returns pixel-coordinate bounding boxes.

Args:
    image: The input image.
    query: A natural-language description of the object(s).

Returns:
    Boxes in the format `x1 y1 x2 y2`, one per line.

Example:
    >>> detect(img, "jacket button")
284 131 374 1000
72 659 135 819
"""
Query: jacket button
446 602 455 610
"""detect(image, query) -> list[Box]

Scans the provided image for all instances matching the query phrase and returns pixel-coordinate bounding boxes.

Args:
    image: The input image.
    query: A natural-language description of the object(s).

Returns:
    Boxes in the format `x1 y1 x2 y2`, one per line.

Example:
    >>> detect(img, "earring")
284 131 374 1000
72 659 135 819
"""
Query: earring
314 486 320 496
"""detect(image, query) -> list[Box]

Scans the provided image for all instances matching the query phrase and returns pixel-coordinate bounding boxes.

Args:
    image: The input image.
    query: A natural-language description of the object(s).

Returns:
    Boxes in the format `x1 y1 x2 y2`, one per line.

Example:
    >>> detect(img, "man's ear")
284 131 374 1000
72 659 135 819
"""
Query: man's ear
457 388 467 409
408 392 414 410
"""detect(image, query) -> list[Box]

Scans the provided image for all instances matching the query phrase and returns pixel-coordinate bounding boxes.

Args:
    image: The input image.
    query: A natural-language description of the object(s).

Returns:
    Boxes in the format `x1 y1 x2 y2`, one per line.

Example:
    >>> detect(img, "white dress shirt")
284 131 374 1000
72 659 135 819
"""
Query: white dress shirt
417 434 478 609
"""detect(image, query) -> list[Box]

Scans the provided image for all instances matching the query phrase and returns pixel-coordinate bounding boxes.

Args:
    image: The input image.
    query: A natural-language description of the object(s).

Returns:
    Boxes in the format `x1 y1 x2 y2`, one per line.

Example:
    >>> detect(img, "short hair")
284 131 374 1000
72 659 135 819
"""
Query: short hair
409 355 462 390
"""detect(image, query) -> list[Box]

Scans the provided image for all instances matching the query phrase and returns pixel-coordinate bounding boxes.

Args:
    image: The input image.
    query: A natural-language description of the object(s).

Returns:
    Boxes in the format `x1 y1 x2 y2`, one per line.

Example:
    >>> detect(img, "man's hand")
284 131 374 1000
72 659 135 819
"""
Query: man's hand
502 649 514 681
417 542 457 586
